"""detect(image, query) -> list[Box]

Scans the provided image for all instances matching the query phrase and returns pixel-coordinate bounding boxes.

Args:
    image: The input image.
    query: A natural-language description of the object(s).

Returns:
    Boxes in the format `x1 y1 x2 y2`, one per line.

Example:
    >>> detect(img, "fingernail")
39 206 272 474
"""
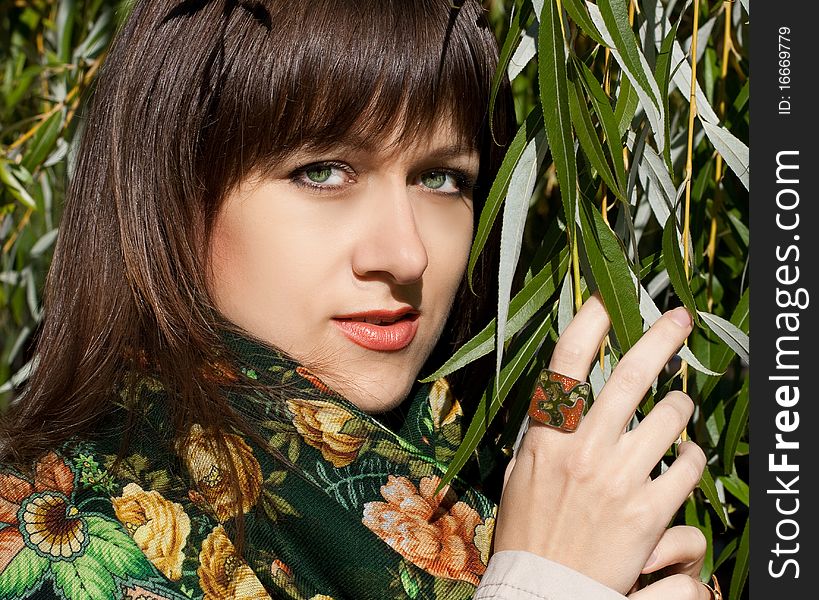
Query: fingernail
670 307 692 328
643 549 659 571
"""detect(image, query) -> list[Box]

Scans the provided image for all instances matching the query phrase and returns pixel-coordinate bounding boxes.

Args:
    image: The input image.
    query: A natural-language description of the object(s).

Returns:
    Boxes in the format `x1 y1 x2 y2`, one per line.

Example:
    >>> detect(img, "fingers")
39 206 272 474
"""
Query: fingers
546 291 611 382
582 307 692 444
642 526 707 578
628 574 712 600
625 391 694 475
652 441 708 523
525 292 610 439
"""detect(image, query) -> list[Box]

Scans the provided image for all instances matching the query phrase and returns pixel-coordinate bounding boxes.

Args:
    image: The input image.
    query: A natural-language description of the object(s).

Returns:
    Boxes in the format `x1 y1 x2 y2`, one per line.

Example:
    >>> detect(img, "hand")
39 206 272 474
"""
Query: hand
493 293 707 594
626 525 711 598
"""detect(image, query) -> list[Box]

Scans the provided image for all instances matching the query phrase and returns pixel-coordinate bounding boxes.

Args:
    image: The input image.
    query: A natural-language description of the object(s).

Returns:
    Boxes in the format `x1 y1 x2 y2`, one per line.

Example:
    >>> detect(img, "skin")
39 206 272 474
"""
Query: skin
496 294 712 599
207 123 711 599
208 122 477 413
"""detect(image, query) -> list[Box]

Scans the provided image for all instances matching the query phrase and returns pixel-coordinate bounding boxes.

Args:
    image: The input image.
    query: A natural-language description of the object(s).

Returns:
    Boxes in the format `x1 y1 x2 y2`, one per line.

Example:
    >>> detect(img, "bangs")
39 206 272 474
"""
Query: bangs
173 0 500 189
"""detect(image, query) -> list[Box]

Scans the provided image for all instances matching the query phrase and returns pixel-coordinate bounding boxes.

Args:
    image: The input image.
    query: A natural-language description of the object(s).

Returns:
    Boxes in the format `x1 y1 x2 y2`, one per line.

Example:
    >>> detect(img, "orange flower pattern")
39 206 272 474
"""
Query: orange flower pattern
198 525 270 599
286 399 368 467
179 424 263 521
112 482 191 580
362 475 489 585
0 334 503 600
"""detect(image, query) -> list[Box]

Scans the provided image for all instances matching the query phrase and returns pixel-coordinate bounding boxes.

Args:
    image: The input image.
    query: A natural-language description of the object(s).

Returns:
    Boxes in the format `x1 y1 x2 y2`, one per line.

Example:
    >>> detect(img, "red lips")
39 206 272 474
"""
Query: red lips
332 308 420 351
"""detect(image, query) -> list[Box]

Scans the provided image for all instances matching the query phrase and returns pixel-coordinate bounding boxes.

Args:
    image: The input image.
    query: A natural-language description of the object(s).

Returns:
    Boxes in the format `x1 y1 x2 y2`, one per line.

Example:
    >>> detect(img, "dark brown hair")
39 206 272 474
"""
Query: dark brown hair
1 0 513 533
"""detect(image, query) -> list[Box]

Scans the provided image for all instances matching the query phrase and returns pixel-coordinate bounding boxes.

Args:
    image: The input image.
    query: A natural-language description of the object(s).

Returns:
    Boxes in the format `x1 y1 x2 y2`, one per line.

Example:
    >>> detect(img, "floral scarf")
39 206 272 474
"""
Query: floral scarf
0 333 505 600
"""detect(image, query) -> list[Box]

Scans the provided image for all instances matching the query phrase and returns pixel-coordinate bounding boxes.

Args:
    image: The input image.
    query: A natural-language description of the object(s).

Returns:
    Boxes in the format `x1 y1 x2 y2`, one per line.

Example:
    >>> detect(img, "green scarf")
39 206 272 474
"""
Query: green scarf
0 333 504 600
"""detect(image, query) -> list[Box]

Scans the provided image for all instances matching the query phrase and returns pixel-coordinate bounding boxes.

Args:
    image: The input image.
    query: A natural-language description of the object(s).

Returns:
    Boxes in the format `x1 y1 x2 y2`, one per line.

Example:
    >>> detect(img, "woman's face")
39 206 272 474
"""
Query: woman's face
208 122 477 412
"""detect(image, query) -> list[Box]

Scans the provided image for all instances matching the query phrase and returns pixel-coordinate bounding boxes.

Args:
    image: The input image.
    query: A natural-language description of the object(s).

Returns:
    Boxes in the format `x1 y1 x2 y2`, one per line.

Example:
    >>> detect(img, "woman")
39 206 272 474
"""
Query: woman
0 1 711 599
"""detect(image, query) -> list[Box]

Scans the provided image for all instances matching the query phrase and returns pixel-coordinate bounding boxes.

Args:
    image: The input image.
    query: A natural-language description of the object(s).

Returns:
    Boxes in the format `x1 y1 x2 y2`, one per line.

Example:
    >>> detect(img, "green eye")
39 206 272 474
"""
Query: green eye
421 172 448 189
306 166 333 183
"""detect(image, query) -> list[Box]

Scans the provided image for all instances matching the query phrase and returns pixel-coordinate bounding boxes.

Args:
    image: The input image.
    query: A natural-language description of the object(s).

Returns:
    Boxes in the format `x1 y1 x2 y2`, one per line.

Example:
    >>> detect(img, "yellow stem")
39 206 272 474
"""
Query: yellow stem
679 0 702 439
705 2 732 312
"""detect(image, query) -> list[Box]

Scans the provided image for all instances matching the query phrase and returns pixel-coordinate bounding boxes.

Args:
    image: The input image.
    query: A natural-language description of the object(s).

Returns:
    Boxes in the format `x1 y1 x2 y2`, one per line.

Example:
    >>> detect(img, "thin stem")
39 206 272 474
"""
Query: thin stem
680 0 702 438
705 1 732 312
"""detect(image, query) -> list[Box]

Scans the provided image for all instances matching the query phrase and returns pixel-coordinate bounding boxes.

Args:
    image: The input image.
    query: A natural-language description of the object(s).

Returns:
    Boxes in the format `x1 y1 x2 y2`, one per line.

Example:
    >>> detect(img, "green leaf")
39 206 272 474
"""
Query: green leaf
729 518 750 600
83 515 155 580
698 465 729 529
0 160 36 209
422 246 569 381
566 64 622 202
700 118 750 190
468 108 544 289
574 59 627 193
538 0 577 241
562 0 606 46
713 537 738 572
614 73 639 136
22 111 64 172
496 131 549 383
654 22 679 171
697 310 749 364
577 192 642 354
437 312 555 491
589 1 664 150
699 287 749 401
722 375 749 468
56 0 78 64
684 496 714 581
490 2 533 140
719 470 749 507
662 215 701 325
399 560 421 599
52 554 117 600
0 547 49 599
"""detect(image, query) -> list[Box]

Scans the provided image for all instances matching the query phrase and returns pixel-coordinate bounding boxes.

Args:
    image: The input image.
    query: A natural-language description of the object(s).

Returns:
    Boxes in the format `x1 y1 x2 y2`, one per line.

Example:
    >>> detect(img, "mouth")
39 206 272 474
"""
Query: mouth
332 308 420 351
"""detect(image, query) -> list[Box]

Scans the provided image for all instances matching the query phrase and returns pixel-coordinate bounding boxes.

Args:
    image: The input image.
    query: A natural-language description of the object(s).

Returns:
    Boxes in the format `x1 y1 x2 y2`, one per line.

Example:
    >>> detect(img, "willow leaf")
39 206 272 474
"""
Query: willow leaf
578 193 642 354
575 59 627 193
22 112 63 173
497 132 548 384
636 277 722 376
699 465 729 529
699 287 750 401
713 537 738 573
661 216 700 325
508 22 538 82
614 73 639 136
567 66 622 202
720 471 749 507
589 1 665 152
468 109 544 289
491 2 533 138
729 519 750 600
638 142 675 228
654 23 678 171
697 311 749 364
0 161 36 209
700 118 750 190
562 0 606 46
422 247 570 382
438 313 554 491
647 15 720 124
538 0 577 240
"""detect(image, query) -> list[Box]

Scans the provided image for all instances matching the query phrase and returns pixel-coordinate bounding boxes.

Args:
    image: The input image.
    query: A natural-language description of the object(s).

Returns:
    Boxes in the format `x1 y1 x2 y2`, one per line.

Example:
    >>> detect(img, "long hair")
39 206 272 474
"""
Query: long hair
1 0 514 535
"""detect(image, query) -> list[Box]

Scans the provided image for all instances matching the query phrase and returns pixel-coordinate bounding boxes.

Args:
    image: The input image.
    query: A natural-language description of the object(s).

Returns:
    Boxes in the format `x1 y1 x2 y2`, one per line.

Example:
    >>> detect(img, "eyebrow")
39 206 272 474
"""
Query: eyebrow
285 141 479 166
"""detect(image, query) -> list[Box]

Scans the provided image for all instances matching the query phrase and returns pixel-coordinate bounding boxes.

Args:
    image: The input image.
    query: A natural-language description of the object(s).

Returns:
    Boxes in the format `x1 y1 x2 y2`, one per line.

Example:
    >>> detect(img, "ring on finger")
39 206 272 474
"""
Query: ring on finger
702 574 723 600
527 368 591 432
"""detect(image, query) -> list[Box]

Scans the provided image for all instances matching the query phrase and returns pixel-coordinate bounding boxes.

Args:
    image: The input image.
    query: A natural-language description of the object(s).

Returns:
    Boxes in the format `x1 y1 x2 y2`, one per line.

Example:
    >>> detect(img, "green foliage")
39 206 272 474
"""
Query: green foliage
2 0 750 597
454 0 750 596
1 0 126 402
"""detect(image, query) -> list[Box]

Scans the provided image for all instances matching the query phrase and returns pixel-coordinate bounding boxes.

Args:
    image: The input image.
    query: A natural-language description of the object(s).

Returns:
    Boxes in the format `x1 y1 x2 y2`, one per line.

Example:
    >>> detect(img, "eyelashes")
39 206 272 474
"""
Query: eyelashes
288 161 477 196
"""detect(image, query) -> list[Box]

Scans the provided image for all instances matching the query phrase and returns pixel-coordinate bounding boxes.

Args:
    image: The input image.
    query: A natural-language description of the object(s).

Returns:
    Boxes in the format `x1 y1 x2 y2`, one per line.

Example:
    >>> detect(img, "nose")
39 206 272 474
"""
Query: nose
351 184 429 285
